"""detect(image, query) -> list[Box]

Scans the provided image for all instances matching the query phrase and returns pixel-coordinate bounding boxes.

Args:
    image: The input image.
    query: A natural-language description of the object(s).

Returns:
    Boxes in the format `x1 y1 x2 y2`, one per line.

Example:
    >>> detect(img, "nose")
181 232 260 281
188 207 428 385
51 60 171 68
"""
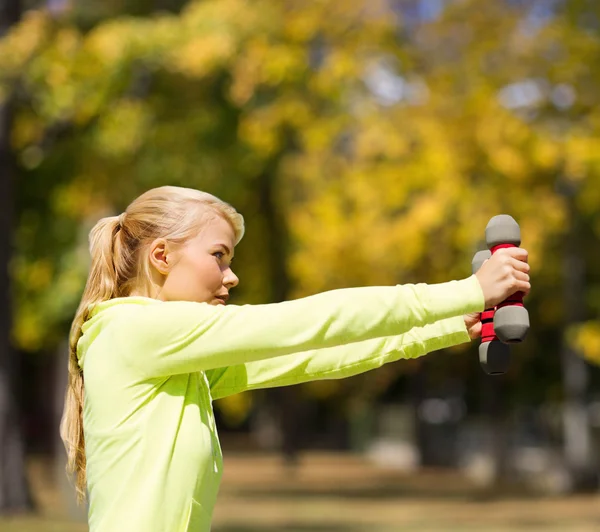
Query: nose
223 267 239 289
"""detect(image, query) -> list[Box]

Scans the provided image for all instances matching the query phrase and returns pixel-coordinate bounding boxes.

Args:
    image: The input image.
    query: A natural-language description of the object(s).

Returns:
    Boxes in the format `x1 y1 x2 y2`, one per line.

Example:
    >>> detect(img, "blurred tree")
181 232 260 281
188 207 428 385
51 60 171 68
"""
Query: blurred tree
0 0 34 514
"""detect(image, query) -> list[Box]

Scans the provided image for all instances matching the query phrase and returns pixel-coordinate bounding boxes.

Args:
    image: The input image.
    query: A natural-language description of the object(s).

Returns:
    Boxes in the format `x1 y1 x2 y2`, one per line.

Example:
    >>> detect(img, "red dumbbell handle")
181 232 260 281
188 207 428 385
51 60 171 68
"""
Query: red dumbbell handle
481 309 498 344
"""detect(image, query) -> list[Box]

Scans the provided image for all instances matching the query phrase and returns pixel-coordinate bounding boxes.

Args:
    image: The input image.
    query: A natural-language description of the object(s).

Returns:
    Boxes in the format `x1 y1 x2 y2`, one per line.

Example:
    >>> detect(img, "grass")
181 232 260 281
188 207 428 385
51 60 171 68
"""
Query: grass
2 452 600 531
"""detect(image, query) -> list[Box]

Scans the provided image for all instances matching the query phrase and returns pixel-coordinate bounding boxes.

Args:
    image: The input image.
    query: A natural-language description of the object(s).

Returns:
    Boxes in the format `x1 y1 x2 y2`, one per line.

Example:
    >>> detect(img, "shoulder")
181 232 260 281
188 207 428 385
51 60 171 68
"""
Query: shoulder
105 299 223 347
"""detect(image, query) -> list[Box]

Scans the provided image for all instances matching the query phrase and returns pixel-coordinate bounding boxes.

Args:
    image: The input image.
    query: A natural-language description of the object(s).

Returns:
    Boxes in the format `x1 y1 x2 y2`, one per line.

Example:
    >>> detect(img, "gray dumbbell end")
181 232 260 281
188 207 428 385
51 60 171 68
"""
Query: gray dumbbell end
472 250 491 274
485 214 521 248
494 305 530 343
479 340 510 375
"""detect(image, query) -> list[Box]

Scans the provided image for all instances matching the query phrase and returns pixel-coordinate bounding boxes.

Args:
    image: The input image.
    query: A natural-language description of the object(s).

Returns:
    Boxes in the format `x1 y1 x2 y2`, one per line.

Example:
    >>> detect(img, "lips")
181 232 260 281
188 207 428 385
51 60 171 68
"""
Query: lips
215 294 229 304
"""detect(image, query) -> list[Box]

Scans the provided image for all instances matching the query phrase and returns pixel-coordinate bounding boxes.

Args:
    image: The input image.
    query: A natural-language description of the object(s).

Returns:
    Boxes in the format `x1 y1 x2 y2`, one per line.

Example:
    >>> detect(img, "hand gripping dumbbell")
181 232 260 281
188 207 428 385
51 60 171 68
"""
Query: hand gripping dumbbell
472 215 530 375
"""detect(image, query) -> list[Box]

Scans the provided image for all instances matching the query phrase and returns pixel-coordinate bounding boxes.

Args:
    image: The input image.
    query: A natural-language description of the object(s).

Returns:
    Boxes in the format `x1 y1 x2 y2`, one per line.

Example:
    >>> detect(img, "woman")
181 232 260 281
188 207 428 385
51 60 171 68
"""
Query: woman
60 185 530 531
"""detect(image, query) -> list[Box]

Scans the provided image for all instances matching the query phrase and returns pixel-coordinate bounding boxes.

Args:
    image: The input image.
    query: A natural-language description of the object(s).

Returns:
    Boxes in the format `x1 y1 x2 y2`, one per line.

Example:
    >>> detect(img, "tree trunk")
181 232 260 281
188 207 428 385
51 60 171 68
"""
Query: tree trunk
0 0 33 514
560 189 596 492
256 168 303 465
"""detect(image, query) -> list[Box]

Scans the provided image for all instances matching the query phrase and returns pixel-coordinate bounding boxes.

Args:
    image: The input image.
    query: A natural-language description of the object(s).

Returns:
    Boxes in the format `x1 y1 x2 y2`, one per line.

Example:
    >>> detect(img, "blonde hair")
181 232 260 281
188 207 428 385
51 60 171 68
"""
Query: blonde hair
60 186 244 501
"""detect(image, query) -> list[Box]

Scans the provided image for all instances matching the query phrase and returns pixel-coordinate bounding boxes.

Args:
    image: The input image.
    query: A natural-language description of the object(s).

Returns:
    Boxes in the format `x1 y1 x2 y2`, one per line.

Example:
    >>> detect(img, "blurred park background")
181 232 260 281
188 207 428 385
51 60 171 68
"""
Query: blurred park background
2 0 600 530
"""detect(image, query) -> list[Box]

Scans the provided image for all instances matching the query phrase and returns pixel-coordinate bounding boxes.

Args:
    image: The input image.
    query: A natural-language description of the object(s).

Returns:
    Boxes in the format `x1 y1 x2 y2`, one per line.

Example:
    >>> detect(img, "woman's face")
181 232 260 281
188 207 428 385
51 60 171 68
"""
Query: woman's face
154 215 239 305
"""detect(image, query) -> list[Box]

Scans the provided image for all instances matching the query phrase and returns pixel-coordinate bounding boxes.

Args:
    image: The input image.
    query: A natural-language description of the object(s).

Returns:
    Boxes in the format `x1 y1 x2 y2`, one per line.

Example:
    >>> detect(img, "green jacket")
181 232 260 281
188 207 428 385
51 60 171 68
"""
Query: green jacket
78 276 484 531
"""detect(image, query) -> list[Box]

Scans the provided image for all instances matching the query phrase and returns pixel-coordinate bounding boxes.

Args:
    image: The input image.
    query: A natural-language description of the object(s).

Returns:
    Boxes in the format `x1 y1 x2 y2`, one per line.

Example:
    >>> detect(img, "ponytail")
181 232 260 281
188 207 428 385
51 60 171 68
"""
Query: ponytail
60 215 121 502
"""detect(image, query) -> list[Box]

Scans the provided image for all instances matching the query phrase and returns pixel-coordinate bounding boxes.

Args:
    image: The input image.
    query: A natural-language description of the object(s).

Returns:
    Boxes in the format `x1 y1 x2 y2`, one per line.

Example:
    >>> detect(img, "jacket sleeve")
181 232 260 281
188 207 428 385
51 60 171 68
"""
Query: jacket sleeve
207 315 471 400
117 275 484 378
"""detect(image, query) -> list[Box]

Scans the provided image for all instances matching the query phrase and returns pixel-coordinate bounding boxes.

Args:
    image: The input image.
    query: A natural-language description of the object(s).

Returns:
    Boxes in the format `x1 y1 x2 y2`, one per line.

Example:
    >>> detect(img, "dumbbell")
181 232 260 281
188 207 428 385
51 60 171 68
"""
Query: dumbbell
472 215 530 375
486 215 530 345
472 250 510 375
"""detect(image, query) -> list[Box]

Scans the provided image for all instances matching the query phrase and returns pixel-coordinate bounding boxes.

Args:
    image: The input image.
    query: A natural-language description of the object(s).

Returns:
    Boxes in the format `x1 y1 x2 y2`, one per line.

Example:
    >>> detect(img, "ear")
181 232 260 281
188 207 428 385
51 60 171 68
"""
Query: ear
148 238 171 276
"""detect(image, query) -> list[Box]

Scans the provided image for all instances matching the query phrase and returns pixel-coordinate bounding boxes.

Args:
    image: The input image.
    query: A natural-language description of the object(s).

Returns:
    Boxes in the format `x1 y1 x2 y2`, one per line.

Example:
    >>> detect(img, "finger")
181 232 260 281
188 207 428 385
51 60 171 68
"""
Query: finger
505 247 528 263
509 257 530 273
514 279 531 295
513 270 530 283
495 246 527 260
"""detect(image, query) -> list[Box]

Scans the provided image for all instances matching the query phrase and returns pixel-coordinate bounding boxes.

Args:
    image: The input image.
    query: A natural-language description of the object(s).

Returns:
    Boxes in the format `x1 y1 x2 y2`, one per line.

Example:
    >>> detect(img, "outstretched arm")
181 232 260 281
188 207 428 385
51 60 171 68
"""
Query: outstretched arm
208 315 471 400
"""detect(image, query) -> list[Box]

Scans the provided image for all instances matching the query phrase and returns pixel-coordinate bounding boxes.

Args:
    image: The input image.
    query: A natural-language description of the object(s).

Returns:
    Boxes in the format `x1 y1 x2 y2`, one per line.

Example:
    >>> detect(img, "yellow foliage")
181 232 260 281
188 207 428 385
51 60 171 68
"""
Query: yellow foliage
170 33 235 78
354 119 410 161
0 10 50 79
182 0 263 34
299 117 346 153
53 182 103 218
238 106 287 156
13 303 44 352
532 137 561 171
12 259 53 350
568 322 600 366
94 99 151 158
284 6 321 43
229 38 268 105
489 145 527 179
11 110 43 149
28 260 53 291
86 19 139 65
215 392 253 427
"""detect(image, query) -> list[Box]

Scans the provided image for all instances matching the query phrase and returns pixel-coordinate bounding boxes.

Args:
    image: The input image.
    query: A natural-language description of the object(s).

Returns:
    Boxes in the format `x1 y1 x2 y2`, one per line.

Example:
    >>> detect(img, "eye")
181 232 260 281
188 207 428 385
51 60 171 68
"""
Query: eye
213 251 224 260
